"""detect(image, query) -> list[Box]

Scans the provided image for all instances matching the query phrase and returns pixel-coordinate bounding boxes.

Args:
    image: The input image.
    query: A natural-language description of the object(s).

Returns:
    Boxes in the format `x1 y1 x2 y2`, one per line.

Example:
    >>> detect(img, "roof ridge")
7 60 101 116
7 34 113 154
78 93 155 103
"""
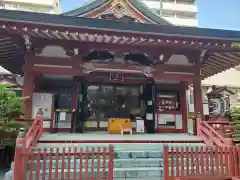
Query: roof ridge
62 0 172 25
62 0 109 16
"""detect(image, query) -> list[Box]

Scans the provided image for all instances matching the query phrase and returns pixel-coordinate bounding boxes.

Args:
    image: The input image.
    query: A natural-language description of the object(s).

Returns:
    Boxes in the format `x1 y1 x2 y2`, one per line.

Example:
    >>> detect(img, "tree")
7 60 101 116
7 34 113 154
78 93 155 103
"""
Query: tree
231 107 240 135
0 83 24 136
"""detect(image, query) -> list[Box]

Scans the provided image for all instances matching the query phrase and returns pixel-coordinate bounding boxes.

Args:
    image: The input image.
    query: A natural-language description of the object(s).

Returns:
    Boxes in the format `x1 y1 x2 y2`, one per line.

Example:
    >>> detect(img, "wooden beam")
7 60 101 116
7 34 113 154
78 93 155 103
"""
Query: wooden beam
32 56 75 66
30 66 83 76
86 75 149 85
162 64 198 73
1 20 234 50
154 73 194 83
33 38 201 54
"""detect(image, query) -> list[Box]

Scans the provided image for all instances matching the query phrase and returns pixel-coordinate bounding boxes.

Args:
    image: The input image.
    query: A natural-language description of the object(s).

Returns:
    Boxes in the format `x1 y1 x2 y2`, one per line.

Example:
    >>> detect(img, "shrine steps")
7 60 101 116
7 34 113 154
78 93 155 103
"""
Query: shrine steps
38 132 204 144
26 143 208 180
23 133 212 180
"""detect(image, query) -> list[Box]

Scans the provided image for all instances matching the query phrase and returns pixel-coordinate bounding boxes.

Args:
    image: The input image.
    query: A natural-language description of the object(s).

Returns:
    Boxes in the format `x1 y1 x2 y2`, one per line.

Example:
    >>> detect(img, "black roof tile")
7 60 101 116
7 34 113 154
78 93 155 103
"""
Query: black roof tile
0 10 240 41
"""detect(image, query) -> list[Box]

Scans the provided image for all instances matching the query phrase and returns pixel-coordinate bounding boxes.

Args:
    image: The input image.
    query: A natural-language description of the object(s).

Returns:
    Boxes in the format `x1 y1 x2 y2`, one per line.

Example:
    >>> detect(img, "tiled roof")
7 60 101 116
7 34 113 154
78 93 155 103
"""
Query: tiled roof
0 10 240 40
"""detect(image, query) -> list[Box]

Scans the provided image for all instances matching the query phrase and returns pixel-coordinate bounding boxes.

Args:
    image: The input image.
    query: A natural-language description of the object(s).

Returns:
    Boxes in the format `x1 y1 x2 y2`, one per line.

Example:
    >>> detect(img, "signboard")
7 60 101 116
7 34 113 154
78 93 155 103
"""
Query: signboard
32 92 53 119
109 72 124 81
158 114 174 125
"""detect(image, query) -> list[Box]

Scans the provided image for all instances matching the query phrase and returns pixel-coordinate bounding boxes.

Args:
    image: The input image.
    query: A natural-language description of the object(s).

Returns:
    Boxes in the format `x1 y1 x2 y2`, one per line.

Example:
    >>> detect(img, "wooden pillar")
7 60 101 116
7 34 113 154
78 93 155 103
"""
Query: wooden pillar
180 83 188 133
69 48 83 132
71 76 78 132
193 75 203 117
193 68 204 135
22 35 35 118
22 62 35 118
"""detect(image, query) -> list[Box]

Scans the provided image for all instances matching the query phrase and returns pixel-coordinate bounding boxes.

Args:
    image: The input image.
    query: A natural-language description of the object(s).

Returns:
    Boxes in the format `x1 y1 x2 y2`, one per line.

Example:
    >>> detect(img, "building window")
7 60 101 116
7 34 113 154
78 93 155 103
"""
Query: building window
162 10 175 17
163 0 175 3
175 11 196 19
176 0 196 5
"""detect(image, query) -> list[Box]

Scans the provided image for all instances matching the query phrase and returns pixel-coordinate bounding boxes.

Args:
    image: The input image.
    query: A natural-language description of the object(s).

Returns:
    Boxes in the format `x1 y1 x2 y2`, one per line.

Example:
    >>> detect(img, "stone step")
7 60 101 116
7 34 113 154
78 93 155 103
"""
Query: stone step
27 158 162 170
26 166 226 179
27 156 222 171
34 146 208 159
36 143 206 151
26 167 164 179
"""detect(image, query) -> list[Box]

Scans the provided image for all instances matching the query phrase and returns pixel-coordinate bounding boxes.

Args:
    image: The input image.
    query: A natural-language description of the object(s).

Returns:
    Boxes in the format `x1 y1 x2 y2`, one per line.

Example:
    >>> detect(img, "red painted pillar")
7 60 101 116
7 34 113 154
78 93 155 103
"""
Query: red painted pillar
22 70 35 118
193 75 203 117
70 51 83 132
180 84 188 133
22 53 35 118
71 76 78 132
193 74 203 135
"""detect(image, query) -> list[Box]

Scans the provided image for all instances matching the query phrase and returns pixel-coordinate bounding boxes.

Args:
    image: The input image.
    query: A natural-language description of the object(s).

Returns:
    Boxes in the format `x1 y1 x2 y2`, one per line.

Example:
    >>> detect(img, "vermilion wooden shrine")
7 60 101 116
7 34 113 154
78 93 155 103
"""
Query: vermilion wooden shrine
0 0 240 134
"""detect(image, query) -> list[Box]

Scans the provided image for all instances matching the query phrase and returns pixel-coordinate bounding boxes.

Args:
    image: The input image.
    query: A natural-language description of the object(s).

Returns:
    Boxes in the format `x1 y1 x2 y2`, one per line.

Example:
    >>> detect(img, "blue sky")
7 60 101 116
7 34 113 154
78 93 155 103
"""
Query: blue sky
61 0 240 30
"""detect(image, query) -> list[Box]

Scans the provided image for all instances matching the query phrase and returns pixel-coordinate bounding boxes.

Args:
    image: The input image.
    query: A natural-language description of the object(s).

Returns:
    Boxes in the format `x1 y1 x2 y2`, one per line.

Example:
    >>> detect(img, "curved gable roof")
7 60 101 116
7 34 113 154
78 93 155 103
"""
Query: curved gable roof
62 0 172 25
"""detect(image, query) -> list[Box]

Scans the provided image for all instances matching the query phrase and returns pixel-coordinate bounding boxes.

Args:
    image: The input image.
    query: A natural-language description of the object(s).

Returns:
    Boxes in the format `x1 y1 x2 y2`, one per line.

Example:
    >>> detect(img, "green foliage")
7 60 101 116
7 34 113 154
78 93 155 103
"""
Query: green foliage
231 107 240 135
0 84 22 122
0 84 24 147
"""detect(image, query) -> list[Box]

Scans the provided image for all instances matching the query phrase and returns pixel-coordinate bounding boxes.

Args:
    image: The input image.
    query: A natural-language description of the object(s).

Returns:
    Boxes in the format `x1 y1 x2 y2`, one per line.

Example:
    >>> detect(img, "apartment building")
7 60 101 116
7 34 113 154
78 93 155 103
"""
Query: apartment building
142 0 198 27
0 0 61 14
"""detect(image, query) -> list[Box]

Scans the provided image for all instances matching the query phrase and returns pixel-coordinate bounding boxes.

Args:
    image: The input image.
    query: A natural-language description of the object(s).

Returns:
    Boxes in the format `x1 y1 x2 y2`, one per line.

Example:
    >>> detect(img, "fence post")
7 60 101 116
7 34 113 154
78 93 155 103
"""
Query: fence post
163 145 169 180
196 112 202 136
13 128 26 180
108 145 114 180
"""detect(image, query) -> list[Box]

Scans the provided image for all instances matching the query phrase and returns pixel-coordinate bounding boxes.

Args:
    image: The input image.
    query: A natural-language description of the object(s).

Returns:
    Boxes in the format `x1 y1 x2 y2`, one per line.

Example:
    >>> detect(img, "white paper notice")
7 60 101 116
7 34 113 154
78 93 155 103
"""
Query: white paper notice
175 114 183 129
146 113 153 120
136 120 145 133
147 101 152 105
59 112 66 121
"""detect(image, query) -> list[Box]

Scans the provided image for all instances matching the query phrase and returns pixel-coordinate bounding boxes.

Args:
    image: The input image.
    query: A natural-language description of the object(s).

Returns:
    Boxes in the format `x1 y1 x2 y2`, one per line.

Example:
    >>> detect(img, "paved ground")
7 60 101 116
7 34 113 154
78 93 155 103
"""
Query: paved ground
0 169 8 180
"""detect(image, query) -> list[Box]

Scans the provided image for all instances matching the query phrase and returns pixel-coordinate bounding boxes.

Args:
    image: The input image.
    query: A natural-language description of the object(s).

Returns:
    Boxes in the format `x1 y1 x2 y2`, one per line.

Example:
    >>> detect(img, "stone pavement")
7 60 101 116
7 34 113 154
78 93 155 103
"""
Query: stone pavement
0 169 8 180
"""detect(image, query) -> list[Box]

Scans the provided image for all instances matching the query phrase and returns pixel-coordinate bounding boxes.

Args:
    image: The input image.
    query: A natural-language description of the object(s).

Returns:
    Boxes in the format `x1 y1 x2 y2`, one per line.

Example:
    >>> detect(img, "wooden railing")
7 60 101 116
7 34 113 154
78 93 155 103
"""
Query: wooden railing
198 121 232 147
163 146 240 180
16 145 114 180
195 114 233 147
13 115 44 180
175 177 239 180
207 121 236 138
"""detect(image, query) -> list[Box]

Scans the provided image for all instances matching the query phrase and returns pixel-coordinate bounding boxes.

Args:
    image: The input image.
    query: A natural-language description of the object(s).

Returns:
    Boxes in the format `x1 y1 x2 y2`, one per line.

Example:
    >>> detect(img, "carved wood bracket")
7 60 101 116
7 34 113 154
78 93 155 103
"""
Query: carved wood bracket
182 50 202 65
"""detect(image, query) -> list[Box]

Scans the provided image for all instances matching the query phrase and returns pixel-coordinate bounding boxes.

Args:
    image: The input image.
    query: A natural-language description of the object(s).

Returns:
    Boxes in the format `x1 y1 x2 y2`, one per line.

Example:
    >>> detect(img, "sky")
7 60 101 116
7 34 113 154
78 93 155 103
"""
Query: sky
61 0 240 31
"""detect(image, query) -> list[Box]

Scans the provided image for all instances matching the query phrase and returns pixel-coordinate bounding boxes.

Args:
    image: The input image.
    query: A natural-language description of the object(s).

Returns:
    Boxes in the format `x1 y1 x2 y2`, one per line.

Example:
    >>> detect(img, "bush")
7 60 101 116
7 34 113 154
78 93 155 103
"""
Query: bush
0 84 22 123
231 107 240 135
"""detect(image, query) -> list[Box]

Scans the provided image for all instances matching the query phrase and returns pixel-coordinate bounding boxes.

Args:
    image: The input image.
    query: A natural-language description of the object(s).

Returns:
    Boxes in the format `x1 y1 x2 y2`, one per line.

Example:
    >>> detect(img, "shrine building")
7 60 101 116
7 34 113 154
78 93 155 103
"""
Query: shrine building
0 0 240 134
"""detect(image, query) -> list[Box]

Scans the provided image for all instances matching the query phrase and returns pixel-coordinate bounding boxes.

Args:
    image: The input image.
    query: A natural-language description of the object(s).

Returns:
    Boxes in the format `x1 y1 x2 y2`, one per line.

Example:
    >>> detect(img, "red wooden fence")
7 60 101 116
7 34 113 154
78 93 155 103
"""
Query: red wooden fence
13 115 44 180
15 145 114 180
163 146 240 180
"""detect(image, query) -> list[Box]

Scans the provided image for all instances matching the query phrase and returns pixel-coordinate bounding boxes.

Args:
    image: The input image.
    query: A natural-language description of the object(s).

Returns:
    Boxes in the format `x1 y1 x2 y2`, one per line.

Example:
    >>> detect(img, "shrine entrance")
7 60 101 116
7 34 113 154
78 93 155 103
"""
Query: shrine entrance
82 84 141 131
